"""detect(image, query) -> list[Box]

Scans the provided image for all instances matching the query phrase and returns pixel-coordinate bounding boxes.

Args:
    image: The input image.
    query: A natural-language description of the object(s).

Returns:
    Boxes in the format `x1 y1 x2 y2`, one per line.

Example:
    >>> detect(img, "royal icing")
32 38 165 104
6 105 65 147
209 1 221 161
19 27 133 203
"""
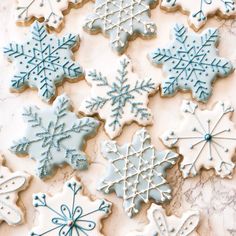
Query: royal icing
98 128 178 217
84 0 157 54
10 94 99 179
79 55 158 139
149 24 233 102
161 0 236 30
0 155 30 226
128 204 200 236
16 0 83 29
30 178 112 236
161 100 236 178
4 21 83 102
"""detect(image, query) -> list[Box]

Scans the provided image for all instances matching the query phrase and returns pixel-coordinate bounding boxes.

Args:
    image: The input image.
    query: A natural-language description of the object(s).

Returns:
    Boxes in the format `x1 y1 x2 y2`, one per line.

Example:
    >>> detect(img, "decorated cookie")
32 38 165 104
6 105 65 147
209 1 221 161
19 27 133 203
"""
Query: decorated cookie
161 100 236 178
10 94 99 179
30 178 112 236
128 204 200 236
84 0 157 54
98 128 178 217
161 0 236 30
0 155 30 226
79 55 159 139
16 0 84 30
4 21 83 102
149 24 233 102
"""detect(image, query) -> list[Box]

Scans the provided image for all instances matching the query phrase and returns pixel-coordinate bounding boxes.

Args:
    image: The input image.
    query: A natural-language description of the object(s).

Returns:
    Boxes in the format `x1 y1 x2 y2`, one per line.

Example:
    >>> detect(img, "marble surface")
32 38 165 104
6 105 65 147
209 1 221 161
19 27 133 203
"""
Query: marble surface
0 0 235 235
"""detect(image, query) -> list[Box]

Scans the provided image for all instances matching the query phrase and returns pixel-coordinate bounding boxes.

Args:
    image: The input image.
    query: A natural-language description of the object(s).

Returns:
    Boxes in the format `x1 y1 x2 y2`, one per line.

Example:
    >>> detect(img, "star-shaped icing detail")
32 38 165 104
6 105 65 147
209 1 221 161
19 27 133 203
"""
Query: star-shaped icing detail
4 21 83 102
98 128 178 217
161 100 236 178
79 55 158 139
10 94 99 179
149 24 233 102
0 155 30 226
30 178 112 236
128 204 199 236
161 0 236 30
84 0 157 53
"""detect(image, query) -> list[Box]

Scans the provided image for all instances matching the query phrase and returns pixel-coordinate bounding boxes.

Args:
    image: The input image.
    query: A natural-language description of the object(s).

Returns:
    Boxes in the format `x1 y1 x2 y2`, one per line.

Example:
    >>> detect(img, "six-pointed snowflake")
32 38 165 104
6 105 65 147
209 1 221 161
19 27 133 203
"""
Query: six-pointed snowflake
30 178 111 236
16 0 83 29
128 204 200 236
10 94 99 179
84 0 157 53
161 0 236 30
0 155 30 226
161 100 236 178
98 128 178 217
79 55 158 139
149 24 233 102
4 21 83 102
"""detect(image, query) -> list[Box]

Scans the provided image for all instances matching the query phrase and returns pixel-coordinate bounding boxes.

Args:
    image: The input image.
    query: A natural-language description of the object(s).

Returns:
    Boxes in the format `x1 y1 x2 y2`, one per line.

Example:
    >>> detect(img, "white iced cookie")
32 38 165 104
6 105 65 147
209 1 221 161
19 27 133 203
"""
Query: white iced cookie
0 155 30 226
161 0 236 30
16 0 83 30
161 100 236 178
30 178 112 236
79 55 159 139
128 204 199 236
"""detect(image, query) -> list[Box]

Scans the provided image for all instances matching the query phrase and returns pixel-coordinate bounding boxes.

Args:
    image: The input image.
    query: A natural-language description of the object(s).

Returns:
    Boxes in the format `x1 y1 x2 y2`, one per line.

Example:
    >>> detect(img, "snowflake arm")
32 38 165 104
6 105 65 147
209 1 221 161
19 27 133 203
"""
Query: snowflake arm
161 100 236 178
149 24 233 102
30 178 111 236
10 94 99 179
83 0 157 54
98 128 178 217
79 55 158 139
16 0 83 29
4 21 83 102
161 0 236 30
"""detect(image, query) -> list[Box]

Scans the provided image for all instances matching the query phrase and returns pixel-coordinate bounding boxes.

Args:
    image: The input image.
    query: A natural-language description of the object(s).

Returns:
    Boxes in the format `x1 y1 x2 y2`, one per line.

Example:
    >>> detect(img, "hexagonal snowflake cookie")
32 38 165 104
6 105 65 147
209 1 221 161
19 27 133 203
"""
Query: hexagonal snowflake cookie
10 94 99 179
30 178 112 236
98 128 179 217
84 0 157 54
79 55 159 139
128 204 200 236
16 0 84 30
161 0 236 30
161 100 236 178
0 155 31 226
4 21 83 102
149 24 233 102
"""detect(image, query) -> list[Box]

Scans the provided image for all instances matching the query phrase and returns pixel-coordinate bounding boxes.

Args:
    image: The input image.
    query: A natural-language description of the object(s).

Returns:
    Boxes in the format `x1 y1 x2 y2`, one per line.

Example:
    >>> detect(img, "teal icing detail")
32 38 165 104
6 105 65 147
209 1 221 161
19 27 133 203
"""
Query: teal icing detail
149 24 233 102
4 21 83 102
98 128 178 217
84 0 157 54
10 94 99 179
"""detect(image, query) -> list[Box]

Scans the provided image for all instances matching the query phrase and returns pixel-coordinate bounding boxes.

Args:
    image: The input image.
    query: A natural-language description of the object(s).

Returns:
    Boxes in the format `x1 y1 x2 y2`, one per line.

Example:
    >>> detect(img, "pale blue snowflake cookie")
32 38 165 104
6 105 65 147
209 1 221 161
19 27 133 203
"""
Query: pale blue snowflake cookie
84 0 157 54
30 178 112 236
10 94 99 179
4 21 83 102
98 128 178 217
149 24 233 102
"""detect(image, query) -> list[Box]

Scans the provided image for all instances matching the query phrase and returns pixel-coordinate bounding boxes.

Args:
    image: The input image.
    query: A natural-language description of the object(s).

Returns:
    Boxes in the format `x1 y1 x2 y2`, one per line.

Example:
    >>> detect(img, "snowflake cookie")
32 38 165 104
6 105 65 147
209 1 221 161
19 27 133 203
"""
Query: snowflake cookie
10 94 99 179
84 0 157 54
79 55 158 139
161 100 236 178
4 21 83 102
149 24 233 102
0 155 30 225
161 0 236 30
98 128 179 217
30 178 112 236
128 204 199 236
16 0 83 30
